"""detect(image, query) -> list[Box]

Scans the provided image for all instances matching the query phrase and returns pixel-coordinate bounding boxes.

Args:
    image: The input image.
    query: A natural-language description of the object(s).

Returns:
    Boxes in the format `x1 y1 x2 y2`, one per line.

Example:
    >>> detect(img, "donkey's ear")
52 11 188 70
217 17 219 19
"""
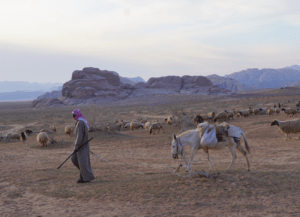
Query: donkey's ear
174 134 177 140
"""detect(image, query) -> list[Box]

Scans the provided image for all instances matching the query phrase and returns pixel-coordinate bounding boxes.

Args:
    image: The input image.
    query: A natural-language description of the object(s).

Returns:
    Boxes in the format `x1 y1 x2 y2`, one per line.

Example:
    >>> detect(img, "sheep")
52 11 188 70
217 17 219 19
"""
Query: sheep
267 108 274 116
11 134 21 141
49 125 57 132
123 123 131 129
106 122 122 132
208 112 215 119
20 132 27 143
130 121 144 131
88 125 95 132
193 115 204 124
65 125 75 137
25 130 33 136
149 122 165 134
165 116 174 125
252 108 260 115
144 122 153 130
140 118 148 124
120 120 130 127
259 108 267 114
281 108 297 117
37 132 50 147
5 133 12 141
200 114 213 122
40 129 53 134
213 112 228 122
248 109 254 115
274 108 280 115
224 110 234 120
271 119 300 140
237 110 250 118
194 115 204 124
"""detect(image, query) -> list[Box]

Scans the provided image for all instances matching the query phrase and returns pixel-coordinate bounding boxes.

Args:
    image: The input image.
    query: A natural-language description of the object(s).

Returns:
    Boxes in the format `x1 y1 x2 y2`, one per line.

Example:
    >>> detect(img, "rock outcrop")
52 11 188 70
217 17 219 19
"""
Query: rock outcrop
33 67 231 107
206 74 247 92
32 97 64 108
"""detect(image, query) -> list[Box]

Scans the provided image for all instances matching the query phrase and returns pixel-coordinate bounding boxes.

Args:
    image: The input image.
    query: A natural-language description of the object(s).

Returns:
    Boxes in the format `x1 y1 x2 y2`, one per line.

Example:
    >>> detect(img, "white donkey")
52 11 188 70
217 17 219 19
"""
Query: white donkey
171 122 251 172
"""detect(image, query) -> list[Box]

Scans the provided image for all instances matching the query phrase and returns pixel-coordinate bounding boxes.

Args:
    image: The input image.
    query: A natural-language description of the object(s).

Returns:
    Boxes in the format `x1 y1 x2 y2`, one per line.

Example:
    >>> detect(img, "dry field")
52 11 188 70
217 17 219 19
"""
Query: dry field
1 93 300 217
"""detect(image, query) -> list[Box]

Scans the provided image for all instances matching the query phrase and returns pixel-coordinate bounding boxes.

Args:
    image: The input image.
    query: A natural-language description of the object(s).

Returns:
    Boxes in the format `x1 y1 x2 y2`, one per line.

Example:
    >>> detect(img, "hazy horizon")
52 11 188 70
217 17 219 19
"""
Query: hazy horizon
1 0 299 83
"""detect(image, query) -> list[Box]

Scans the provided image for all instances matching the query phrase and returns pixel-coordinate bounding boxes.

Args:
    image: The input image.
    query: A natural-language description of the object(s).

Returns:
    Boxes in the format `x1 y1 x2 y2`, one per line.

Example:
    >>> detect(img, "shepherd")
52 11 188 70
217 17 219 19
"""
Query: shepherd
71 109 95 184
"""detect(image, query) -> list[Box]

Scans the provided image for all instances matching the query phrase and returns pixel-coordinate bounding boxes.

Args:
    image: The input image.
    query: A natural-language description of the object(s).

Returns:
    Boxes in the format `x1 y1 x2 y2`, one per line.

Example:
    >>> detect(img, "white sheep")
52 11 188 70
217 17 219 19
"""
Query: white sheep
121 120 130 127
149 122 165 134
11 134 21 141
37 132 50 147
271 119 300 140
144 122 153 130
165 116 174 125
281 108 297 117
130 121 144 131
123 123 131 129
106 122 122 131
274 108 280 115
213 112 228 122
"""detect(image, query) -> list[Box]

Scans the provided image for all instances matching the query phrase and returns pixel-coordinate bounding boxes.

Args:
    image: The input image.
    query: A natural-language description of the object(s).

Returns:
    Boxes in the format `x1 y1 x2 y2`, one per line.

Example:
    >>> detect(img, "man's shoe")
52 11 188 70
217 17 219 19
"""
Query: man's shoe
77 179 90 184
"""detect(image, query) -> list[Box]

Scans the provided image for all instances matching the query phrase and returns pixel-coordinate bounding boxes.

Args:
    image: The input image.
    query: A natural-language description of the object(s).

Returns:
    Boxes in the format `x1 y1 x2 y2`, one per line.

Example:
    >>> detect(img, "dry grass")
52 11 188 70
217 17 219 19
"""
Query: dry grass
1 93 300 216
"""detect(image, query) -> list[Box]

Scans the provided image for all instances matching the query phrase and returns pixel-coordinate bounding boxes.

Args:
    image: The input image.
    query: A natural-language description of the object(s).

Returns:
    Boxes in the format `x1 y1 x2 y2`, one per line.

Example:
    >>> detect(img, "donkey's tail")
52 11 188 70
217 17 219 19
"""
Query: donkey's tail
241 130 250 154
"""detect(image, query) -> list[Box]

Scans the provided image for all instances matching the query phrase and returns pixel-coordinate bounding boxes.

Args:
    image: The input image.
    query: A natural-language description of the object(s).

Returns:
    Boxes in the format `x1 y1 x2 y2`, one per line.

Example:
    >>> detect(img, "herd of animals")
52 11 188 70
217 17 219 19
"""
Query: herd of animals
0 101 300 153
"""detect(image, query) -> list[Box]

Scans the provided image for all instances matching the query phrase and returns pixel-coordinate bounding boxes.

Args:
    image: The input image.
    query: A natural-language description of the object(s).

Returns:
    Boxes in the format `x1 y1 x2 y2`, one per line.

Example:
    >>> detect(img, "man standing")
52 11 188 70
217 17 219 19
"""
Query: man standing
71 109 95 183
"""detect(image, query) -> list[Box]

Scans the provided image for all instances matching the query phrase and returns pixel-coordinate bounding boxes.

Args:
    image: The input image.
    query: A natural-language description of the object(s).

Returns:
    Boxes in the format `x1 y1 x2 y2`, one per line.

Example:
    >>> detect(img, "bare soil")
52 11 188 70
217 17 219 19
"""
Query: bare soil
1 93 300 216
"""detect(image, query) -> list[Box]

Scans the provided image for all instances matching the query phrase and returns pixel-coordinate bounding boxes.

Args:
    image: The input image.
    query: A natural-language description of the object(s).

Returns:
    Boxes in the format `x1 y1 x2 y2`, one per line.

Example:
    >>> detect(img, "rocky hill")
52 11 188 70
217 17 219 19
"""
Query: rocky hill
206 74 247 92
32 67 230 107
226 67 300 90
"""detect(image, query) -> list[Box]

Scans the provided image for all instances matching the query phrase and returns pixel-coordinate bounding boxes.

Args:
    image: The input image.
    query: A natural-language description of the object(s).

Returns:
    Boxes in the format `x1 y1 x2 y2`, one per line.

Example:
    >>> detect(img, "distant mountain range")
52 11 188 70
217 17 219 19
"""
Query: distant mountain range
225 65 300 90
0 91 47 101
1 65 300 101
0 81 63 93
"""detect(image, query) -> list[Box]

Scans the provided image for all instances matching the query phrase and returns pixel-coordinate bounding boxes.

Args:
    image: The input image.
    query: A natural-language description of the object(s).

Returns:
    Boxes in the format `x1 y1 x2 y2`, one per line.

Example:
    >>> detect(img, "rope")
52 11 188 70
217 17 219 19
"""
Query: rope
90 150 211 178
90 151 174 175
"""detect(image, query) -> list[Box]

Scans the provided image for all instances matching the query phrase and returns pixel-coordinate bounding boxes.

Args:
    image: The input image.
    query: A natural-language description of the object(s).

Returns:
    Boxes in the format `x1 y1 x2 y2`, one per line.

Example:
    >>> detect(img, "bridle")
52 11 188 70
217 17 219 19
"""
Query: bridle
176 137 183 157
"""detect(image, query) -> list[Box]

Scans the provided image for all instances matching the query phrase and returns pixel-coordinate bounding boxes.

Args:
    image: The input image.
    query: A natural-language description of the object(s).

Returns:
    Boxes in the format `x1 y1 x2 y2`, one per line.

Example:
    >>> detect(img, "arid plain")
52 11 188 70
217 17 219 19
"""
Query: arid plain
1 90 300 217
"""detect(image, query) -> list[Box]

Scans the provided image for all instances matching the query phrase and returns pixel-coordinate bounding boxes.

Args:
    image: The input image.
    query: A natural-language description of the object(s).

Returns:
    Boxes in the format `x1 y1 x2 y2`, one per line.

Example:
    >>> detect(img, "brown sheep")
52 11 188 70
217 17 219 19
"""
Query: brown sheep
65 125 75 137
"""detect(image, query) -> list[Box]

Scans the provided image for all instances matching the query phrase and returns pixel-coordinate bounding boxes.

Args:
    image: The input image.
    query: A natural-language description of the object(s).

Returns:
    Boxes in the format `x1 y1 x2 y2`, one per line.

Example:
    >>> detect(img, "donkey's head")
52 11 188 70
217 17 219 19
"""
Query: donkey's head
171 134 181 159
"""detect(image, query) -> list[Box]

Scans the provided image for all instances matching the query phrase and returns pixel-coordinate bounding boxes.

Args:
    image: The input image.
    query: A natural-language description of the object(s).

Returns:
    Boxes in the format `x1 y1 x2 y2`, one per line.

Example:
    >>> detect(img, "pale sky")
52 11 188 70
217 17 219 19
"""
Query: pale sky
0 0 299 83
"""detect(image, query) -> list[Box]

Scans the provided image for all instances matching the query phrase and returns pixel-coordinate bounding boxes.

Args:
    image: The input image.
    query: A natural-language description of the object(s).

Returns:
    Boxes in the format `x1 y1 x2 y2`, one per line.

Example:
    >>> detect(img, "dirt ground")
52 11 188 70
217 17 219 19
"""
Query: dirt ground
1 94 300 217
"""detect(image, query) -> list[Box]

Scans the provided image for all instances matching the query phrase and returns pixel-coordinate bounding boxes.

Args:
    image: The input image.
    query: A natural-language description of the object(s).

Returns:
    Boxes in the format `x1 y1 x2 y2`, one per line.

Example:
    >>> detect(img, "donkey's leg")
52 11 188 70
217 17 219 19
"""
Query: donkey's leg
226 139 237 170
236 142 250 171
187 148 199 172
203 149 213 170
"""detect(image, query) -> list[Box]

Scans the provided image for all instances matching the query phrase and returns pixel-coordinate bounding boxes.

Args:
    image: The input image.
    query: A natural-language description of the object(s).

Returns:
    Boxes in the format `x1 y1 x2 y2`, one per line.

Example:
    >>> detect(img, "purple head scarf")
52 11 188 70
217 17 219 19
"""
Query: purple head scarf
72 109 89 129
